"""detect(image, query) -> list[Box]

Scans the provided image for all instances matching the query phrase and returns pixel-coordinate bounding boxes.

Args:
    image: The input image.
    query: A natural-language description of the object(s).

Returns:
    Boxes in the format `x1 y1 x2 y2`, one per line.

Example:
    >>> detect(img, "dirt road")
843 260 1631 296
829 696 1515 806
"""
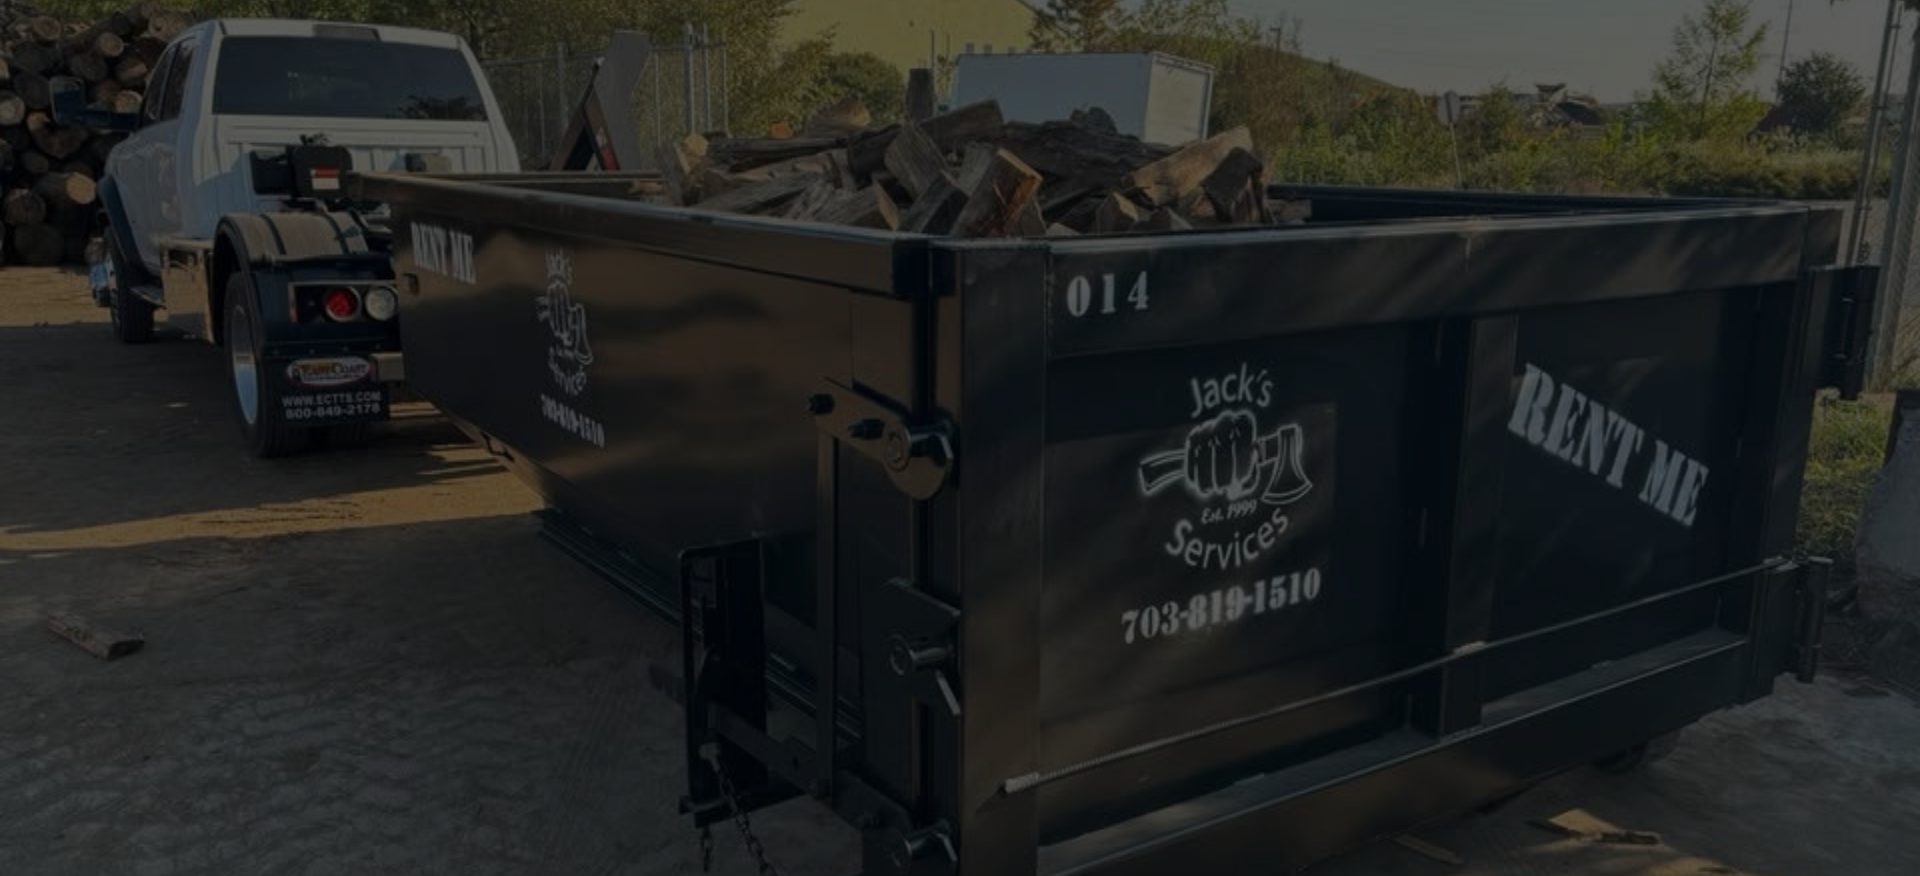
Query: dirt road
2 268 1917 876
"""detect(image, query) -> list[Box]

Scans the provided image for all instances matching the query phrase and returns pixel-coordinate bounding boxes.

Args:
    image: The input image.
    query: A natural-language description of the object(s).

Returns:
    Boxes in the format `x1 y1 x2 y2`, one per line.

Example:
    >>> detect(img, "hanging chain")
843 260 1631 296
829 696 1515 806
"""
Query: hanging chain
699 824 716 872
701 743 780 876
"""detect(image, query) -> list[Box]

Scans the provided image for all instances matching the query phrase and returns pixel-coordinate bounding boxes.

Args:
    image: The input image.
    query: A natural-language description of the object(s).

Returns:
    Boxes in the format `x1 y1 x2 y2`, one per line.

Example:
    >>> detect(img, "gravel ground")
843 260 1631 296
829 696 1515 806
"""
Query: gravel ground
2 268 1917 876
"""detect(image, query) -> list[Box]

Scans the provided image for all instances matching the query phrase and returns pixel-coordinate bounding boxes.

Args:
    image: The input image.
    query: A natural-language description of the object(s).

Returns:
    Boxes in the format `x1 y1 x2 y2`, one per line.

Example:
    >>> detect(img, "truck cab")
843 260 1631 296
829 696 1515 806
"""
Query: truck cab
90 18 518 456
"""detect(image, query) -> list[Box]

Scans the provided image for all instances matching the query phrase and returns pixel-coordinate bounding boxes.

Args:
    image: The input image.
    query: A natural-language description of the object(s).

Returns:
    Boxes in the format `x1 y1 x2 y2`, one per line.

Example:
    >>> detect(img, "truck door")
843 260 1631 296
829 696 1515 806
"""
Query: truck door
112 37 197 271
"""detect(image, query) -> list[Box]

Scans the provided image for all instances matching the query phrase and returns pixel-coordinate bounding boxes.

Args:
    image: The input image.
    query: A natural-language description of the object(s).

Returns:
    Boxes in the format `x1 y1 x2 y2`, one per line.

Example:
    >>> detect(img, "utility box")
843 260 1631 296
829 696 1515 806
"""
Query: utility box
951 51 1213 145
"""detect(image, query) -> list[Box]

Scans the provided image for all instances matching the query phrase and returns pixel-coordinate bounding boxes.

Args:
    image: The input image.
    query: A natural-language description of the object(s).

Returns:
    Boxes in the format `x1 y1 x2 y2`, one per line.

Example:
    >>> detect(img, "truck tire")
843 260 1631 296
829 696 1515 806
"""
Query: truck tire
106 233 154 344
224 272 310 457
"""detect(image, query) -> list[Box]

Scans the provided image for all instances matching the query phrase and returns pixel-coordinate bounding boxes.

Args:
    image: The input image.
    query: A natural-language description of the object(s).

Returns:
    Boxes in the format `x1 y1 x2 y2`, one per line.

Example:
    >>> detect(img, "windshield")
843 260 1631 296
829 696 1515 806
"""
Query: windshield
212 36 487 121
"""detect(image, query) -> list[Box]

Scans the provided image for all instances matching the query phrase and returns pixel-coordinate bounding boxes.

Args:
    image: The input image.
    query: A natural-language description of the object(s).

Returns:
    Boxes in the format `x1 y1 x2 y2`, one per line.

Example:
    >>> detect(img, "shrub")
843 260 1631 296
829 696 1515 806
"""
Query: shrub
1798 393 1893 569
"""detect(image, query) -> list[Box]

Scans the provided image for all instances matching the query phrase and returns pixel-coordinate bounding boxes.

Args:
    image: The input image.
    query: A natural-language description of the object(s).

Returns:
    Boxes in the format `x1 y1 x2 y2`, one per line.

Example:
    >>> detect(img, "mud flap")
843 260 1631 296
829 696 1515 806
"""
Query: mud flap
271 355 391 426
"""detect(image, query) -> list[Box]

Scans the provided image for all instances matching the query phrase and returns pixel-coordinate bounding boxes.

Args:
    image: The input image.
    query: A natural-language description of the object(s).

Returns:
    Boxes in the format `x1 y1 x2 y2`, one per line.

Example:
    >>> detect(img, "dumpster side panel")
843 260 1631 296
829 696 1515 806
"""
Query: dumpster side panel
395 212 856 583
1482 287 1759 697
1035 327 1410 838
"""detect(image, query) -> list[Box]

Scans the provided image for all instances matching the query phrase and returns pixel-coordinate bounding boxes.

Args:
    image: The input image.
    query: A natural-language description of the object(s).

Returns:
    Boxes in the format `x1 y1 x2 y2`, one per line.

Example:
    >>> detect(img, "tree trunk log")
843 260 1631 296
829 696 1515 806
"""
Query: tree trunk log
67 52 109 83
12 223 63 265
113 56 148 87
14 72 49 110
0 91 25 126
129 36 164 67
4 188 46 226
146 12 190 43
27 113 87 160
92 31 126 59
10 43 59 75
35 171 95 209
27 17 65 45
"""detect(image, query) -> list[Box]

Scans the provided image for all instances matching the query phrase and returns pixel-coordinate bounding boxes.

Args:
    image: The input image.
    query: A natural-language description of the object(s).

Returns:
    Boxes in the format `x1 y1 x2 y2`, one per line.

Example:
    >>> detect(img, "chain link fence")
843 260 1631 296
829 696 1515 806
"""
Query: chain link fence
1873 83 1920 389
483 31 728 172
1862 2 1920 391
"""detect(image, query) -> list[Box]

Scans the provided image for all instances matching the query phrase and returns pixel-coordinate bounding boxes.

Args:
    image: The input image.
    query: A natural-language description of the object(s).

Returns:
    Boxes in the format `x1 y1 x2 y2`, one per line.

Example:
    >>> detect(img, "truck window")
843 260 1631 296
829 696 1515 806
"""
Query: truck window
157 39 197 121
142 49 174 123
211 37 488 121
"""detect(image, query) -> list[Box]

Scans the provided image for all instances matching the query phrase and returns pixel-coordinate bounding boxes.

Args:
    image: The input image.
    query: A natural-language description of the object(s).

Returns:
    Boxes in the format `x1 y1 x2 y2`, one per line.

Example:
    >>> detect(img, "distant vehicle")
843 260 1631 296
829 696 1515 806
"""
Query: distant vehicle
61 18 519 456
952 51 1214 145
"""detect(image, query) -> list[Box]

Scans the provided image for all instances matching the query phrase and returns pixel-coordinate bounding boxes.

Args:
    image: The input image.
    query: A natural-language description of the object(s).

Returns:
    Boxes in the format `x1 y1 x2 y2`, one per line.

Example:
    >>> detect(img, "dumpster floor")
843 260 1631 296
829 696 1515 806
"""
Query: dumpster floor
3 268 1917 876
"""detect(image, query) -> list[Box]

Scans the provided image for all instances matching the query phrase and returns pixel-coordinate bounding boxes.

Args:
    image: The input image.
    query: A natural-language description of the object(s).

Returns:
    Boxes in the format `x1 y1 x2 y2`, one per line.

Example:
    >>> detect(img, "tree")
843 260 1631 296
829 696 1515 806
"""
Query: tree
1028 0 1121 52
1647 0 1772 140
1774 51 1867 140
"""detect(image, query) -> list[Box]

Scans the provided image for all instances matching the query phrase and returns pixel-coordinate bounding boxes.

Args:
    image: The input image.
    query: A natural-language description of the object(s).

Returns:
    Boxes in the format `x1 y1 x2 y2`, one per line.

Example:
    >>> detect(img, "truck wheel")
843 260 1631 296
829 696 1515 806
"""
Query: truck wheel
106 235 154 344
225 272 309 457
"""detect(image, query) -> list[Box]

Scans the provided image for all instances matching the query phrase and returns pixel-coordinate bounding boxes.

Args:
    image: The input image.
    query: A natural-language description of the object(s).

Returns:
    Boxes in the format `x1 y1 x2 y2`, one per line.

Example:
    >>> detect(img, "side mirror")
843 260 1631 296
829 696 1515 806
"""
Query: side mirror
50 75 140 132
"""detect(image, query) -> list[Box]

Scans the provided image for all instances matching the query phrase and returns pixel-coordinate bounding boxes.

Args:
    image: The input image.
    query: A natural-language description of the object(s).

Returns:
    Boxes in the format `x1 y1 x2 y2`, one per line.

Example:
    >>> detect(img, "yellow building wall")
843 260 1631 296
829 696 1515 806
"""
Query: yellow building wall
783 0 1038 74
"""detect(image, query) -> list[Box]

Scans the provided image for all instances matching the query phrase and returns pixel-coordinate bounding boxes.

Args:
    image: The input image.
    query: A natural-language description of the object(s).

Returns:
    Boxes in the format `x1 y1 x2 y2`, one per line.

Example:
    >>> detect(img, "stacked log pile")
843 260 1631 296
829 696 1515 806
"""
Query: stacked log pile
0 3 180 265
664 93 1304 237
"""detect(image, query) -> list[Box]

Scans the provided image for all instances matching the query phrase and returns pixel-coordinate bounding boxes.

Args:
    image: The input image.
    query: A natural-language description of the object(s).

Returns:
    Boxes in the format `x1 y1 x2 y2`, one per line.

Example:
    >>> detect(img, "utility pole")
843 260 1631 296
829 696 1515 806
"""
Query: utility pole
1777 0 1796 84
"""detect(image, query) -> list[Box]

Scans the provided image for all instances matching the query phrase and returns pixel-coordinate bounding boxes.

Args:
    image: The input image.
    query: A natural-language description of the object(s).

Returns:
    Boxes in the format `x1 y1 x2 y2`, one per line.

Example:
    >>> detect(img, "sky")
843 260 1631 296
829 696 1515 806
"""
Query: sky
1223 0 1898 102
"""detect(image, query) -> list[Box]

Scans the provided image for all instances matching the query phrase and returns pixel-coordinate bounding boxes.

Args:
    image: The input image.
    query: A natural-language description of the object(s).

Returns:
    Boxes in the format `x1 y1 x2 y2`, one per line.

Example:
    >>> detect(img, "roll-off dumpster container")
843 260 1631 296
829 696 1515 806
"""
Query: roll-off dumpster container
352 171 1873 875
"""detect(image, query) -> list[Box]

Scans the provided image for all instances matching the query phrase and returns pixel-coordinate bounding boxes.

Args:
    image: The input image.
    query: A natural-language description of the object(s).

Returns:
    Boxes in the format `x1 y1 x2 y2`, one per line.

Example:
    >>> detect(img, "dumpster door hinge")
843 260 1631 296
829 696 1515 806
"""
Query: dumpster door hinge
809 382 954 500
1809 264 1879 400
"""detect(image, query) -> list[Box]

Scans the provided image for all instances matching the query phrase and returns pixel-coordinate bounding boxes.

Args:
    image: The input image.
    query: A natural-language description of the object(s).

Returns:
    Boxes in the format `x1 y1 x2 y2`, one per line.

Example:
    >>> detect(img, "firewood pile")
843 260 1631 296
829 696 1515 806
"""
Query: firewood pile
0 3 185 265
661 97 1305 237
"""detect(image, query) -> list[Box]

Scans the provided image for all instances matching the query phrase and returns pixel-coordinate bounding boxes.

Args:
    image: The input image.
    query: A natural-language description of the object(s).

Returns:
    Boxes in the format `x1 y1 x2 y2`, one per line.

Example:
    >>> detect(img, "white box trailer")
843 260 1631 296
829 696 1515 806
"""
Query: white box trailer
951 51 1214 146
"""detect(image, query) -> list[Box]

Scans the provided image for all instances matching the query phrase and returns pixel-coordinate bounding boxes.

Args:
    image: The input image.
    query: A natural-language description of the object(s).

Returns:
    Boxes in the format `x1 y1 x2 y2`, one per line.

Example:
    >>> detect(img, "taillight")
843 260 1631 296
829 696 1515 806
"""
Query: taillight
322 287 361 321
363 286 398 321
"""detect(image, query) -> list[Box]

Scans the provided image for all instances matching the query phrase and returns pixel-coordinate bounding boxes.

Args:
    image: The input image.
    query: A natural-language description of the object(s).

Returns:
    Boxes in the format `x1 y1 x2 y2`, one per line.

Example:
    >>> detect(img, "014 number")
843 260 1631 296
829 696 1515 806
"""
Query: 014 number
1063 272 1149 318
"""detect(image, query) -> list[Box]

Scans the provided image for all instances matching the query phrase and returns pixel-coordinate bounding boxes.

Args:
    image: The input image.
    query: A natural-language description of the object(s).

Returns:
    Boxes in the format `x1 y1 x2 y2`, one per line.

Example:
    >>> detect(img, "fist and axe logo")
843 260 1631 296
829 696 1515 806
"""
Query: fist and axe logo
1139 409 1313 505
536 249 593 396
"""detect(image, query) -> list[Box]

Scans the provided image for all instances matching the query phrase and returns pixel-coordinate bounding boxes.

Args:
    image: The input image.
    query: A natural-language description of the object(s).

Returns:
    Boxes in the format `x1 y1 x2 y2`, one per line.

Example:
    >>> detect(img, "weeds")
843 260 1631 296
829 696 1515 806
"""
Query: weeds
1797 393 1893 569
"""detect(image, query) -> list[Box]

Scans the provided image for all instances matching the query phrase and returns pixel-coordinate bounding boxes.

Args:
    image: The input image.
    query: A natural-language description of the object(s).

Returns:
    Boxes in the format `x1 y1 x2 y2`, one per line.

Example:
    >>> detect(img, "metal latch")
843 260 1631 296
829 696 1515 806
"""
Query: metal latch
809 381 954 500
1791 557 1832 683
878 578 962 718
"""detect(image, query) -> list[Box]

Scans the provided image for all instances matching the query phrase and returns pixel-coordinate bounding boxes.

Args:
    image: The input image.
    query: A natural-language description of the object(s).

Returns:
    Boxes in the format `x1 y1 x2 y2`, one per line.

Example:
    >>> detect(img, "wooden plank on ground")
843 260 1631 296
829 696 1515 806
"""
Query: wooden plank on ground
45 613 143 660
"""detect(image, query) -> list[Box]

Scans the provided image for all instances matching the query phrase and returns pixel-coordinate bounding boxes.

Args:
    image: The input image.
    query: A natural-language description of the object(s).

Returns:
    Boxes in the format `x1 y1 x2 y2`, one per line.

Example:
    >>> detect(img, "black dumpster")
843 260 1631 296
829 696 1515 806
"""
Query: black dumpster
355 171 1874 875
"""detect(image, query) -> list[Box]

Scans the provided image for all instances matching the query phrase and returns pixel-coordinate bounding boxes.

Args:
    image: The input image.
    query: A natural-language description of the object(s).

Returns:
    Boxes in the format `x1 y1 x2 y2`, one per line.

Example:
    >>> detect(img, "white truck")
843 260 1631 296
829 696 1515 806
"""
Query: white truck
60 18 519 456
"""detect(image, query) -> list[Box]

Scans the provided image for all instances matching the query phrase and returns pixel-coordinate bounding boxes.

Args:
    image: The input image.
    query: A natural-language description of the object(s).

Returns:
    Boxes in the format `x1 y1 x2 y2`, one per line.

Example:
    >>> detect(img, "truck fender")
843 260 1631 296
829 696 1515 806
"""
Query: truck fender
209 211 371 345
96 177 154 286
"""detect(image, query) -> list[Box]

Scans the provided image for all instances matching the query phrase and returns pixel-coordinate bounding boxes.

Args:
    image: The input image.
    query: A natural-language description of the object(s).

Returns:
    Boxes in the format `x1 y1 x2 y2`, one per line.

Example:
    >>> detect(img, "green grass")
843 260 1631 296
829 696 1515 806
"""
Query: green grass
1797 393 1894 569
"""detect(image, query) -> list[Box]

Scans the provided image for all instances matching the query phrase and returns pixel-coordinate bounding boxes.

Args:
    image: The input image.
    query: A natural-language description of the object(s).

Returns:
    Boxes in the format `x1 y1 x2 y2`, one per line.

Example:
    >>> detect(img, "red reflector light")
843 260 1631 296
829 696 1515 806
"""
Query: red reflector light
322 288 360 321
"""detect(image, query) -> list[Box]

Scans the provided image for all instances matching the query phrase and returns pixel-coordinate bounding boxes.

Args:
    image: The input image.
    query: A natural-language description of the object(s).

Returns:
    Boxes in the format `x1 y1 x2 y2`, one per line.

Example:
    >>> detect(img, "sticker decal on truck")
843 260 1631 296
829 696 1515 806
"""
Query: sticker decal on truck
1139 362 1315 572
285 357 374 388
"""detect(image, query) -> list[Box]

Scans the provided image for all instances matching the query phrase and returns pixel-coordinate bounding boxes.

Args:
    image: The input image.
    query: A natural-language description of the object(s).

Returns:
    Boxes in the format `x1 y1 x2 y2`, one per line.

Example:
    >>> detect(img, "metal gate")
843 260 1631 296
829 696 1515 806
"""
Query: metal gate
482 27 729 171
